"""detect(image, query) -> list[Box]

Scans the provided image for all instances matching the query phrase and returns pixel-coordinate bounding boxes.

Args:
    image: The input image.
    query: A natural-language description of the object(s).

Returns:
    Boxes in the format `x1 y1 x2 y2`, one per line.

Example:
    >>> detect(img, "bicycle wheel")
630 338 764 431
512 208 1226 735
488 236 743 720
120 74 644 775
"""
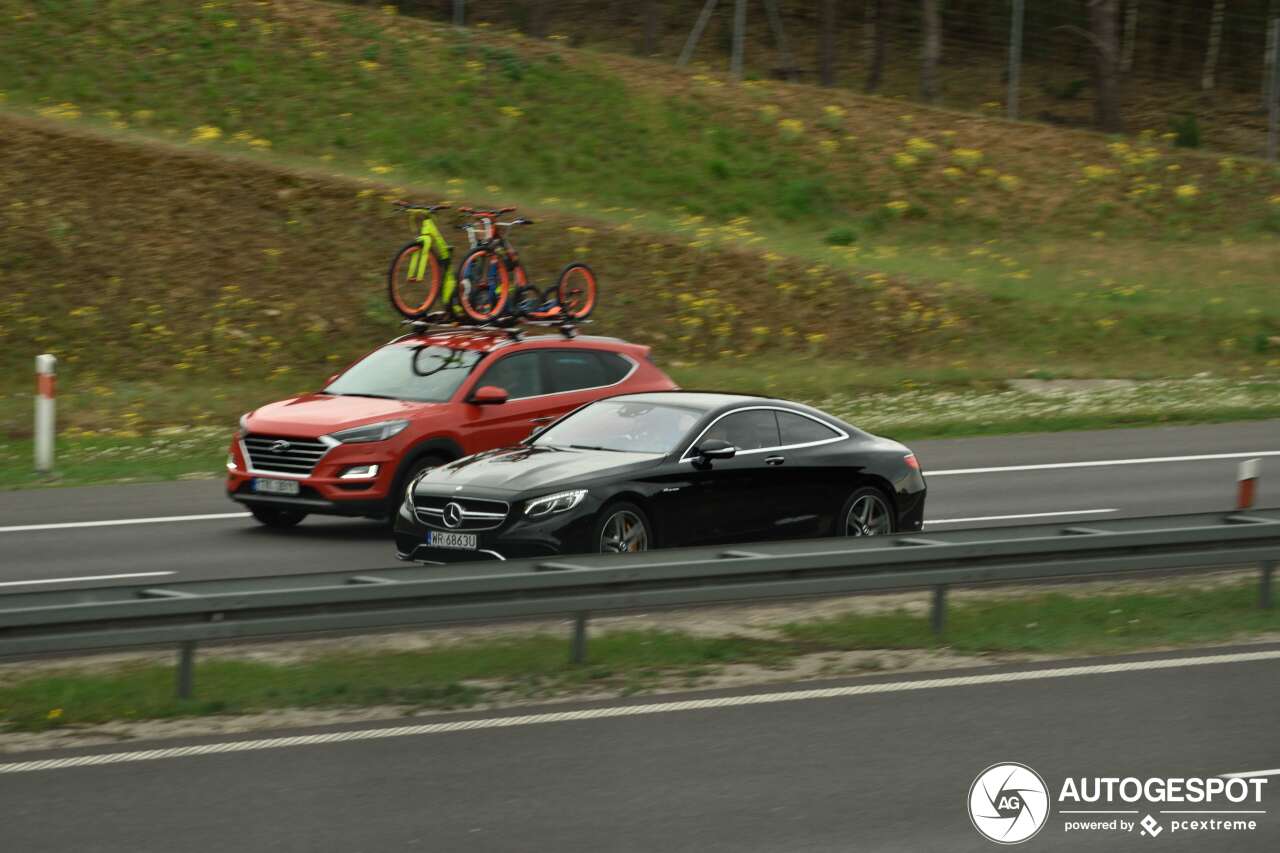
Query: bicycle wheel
387 241 442 319
556 262 598 320
455 247 511 323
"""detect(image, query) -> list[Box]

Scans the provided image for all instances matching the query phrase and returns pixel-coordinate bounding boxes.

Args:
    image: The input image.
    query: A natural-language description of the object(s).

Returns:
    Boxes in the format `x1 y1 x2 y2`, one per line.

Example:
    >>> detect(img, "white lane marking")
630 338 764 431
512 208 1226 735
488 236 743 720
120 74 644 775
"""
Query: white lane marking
929 450 1280 477
0 513 249 534
0 572 175 588
2 648 1277 775
1221 769 1280 779
925 509 1117 525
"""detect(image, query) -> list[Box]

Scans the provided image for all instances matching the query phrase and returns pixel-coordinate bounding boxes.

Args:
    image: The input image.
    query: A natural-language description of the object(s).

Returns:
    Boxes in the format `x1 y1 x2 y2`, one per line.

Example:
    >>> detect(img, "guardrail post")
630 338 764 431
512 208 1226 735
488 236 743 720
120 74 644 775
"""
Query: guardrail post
176 641 197 699
1262 561 1276 610
931 585 948 637
570 612 589 664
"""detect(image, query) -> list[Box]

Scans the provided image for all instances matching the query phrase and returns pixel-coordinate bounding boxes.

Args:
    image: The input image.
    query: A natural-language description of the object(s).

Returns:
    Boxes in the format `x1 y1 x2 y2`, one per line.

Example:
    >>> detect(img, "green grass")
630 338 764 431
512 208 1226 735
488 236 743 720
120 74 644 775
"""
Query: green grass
4 582 1276 732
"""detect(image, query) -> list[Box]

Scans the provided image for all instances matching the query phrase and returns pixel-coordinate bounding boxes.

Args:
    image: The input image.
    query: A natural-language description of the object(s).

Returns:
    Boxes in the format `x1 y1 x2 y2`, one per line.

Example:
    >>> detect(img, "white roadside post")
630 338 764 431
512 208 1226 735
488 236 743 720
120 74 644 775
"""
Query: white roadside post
1237 458 1260 511
34 354 56 475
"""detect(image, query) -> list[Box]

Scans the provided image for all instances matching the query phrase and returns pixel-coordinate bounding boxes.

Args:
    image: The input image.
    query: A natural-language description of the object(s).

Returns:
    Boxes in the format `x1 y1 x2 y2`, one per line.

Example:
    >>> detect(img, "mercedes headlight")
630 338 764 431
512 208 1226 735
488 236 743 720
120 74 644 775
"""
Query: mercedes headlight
525 489 587 518
327 419 410 444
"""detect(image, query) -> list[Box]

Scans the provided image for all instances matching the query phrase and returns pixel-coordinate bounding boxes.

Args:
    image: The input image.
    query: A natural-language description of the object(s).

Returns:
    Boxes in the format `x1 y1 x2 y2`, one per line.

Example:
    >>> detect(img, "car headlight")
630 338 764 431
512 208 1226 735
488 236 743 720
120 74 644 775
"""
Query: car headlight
525 489 587 518
327 419 410 444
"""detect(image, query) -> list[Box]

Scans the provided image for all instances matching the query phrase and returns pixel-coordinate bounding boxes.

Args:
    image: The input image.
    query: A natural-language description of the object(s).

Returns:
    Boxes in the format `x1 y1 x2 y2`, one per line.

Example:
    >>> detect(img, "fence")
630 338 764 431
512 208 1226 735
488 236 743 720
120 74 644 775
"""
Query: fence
1 509 1277 698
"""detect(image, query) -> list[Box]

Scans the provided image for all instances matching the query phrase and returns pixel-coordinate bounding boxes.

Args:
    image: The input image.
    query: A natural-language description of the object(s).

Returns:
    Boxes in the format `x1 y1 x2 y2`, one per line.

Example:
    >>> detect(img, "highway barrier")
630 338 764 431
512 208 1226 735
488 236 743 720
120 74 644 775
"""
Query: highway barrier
0 510 1277 697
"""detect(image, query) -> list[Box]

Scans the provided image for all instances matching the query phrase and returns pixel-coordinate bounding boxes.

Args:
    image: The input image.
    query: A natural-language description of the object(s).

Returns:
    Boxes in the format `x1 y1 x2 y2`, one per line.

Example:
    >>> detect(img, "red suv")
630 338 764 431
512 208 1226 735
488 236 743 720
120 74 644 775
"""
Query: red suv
226 329 678 527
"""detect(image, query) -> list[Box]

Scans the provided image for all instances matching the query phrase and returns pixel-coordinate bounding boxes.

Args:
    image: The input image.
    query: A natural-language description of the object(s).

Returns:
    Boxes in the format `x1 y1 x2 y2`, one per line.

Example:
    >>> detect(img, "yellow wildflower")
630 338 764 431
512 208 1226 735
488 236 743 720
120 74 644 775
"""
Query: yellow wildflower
190 125 222 143
891 152 919 170
905 137 937 157
499 105 523 120
952 148 983 168
996 174 1021 191
1174 184 1200 201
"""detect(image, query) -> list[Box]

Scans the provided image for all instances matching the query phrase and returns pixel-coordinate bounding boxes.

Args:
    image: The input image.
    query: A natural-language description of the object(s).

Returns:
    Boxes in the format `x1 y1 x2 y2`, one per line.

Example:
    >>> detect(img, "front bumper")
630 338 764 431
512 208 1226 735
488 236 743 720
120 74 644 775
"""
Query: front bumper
225 434 400 518
393 494 597 562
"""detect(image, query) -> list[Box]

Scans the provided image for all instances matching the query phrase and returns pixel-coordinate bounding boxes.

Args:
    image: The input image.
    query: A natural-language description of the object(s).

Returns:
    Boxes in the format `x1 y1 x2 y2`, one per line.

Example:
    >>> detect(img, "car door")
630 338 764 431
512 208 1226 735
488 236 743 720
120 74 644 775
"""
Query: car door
458 351 562 452
770 410 850 537
664 409 783 545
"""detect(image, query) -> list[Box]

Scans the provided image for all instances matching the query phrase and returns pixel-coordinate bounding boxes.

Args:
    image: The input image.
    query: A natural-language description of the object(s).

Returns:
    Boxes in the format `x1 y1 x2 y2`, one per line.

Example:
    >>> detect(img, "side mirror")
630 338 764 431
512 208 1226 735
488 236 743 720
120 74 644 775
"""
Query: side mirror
695 439 737 461
470 385 509 405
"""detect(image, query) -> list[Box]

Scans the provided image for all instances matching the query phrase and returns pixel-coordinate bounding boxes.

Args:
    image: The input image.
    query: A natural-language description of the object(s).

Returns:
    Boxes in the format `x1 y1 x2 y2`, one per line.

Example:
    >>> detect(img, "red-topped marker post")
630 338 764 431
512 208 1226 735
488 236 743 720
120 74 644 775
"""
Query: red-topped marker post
1237 458 1261 511
34 353 56 475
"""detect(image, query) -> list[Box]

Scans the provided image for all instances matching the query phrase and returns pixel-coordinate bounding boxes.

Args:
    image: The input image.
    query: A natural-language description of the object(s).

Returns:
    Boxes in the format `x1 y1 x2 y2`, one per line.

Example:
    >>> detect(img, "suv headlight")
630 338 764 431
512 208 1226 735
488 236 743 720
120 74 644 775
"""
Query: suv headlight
525 489 587 518
327 419 410 444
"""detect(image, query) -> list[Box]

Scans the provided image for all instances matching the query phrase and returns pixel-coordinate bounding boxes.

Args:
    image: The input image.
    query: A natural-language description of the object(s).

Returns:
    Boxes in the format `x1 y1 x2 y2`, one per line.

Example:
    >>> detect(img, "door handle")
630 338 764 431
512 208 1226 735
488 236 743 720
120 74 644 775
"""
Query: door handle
765 455 785 466
530 416 556 424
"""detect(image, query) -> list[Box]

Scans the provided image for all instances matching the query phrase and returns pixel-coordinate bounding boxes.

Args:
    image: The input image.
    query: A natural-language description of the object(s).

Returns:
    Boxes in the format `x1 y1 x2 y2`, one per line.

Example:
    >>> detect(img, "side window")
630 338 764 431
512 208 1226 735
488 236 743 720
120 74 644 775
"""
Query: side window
478 352 543 399
701 410 781 452
545 350 612 394
597 352 633 385
777 411 841 445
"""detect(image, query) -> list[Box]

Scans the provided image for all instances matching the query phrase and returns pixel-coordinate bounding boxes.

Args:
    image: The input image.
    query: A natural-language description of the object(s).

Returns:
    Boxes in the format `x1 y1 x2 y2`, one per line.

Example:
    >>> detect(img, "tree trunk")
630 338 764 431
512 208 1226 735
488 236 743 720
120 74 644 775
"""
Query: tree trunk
1090 0 1123 132
921 0 941 102
1120 0 1138 74
638 0 661 56
820 0 837 86
1201 0 1225 92
865 0 892 93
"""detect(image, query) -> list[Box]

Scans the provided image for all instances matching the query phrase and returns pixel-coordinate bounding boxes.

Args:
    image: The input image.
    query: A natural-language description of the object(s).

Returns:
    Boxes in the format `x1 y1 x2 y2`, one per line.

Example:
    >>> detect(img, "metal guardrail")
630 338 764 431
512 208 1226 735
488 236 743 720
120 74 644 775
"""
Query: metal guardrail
1 510 1278 697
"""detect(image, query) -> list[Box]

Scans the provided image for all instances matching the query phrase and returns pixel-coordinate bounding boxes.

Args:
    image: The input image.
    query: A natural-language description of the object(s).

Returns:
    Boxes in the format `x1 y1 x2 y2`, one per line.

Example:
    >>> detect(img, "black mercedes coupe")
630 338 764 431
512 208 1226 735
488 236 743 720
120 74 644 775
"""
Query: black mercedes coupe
393 392 926 562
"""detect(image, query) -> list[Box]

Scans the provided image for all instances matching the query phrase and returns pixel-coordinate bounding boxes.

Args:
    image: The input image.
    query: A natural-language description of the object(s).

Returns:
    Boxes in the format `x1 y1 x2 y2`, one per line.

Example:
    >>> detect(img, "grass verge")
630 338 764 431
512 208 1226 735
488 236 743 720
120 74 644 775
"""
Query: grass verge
3 581 1276 733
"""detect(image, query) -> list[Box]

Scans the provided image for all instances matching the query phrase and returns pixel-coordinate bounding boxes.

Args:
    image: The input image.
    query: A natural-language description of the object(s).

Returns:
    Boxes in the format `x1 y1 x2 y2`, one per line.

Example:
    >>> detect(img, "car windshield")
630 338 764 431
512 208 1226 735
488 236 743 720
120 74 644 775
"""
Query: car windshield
532 400 703 454
323 344 482 403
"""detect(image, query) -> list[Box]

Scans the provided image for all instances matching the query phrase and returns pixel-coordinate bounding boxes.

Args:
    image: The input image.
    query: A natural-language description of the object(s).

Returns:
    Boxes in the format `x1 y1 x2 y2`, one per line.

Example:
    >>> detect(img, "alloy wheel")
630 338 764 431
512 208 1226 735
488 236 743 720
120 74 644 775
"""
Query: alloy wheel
599 510 649 553
845 494 892 537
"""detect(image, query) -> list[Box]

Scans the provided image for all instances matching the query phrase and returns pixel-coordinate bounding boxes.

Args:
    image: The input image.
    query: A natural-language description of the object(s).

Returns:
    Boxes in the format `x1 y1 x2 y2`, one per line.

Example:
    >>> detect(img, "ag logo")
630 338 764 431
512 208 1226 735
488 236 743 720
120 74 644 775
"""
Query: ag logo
968 763 1051 844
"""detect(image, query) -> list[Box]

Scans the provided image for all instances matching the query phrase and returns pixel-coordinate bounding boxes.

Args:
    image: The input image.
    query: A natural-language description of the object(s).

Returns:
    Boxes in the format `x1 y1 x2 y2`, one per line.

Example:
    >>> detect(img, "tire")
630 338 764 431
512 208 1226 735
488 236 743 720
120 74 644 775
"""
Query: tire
387 241 443 319
250 506 307 529
455 247 511 322
387 454 447 526
594 501 652 554
556 262 597 320
838 486 895 537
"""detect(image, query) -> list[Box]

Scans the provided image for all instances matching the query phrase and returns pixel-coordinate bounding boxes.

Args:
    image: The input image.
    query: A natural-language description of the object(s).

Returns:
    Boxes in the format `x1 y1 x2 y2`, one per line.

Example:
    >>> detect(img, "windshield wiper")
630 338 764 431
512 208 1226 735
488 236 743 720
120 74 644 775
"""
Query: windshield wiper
328 392 398 400
567 444 619 452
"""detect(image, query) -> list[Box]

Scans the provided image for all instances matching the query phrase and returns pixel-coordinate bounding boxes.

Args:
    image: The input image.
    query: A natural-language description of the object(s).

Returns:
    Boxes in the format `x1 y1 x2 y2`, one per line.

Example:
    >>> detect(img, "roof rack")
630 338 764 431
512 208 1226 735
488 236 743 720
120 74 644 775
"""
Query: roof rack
396 313 592 342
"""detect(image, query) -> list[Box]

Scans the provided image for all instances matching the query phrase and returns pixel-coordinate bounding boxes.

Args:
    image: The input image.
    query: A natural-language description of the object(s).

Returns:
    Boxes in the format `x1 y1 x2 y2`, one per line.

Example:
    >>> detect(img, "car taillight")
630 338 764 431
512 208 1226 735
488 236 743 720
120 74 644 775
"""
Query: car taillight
904 453 920 470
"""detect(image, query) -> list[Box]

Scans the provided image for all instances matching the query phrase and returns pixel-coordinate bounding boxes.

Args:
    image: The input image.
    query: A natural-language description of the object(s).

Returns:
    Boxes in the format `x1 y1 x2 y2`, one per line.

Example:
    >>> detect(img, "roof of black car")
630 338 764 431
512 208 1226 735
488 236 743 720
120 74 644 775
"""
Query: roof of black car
607 390 777 411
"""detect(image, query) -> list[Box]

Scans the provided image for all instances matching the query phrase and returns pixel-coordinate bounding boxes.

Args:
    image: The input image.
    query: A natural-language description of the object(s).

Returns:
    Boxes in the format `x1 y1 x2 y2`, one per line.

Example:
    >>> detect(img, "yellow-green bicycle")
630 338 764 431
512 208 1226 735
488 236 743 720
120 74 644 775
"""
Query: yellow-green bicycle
386 201 481 320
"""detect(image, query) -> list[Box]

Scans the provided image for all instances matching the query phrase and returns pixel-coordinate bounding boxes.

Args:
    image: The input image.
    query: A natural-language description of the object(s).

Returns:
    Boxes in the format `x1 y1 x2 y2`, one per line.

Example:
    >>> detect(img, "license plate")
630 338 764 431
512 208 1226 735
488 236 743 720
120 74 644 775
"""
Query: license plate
428 531 477 550
252 478 300 496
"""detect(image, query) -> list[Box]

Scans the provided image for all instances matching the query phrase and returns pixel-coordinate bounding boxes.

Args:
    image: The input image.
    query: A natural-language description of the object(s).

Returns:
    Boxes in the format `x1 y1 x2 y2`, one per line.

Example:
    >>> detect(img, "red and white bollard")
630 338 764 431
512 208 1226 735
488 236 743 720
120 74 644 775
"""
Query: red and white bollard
1237 458 1261 511
34 353 56 474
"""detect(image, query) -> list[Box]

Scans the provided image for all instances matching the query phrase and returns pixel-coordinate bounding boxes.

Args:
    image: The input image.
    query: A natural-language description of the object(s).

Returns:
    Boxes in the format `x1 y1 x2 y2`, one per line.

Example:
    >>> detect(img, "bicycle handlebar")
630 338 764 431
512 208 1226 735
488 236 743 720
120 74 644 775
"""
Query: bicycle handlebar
394 201 451 213
459 206 516 216
498 219 534 227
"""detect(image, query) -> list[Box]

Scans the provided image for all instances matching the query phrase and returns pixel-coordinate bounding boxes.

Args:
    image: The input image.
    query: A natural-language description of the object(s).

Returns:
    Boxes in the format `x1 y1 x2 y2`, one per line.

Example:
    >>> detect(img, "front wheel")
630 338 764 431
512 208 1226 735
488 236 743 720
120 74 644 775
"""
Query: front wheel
455 247 511 322
556 262 597 320
595 502 652 553
387 241 442 319
839 487 895 537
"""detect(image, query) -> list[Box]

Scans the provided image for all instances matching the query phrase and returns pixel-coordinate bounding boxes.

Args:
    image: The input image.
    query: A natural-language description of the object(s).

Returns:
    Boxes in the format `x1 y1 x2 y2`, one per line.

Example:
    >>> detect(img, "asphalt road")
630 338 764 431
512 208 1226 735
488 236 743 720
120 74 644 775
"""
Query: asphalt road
1 419 1277 590
4 645 1278 852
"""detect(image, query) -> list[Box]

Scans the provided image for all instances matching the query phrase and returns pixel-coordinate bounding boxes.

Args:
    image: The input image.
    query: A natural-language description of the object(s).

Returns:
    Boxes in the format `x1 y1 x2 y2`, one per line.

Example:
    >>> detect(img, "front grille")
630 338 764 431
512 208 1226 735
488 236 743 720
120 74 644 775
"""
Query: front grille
413 495 510 531
242 434 330 476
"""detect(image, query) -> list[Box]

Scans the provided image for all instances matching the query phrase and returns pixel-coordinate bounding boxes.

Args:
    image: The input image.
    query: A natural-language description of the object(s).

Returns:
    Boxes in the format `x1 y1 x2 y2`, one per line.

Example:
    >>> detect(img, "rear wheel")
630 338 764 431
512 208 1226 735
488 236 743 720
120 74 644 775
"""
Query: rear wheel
556 262 597 320
249 506 307 529
387 241 442 319
839 487 895 537
455 248 511 322
595 502 651 553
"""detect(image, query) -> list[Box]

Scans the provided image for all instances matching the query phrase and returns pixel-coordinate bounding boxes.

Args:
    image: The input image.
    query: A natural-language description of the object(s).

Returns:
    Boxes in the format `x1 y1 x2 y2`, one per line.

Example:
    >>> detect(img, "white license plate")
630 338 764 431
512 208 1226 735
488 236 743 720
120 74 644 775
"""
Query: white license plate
252 478 300 496
428 531 477 550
